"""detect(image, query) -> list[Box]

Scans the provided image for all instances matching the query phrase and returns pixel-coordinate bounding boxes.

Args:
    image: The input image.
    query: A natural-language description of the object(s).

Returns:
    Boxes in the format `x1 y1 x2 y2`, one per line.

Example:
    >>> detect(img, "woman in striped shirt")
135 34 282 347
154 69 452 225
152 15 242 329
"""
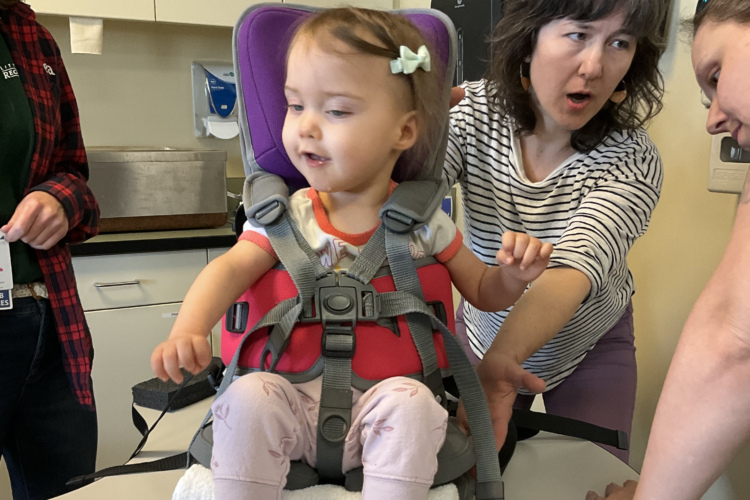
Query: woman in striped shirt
448 0 666 462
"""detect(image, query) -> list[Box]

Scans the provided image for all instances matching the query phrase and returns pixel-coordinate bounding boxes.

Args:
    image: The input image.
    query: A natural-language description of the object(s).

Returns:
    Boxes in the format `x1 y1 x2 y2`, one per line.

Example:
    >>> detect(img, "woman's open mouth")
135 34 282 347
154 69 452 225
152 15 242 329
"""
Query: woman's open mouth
566 93 592 111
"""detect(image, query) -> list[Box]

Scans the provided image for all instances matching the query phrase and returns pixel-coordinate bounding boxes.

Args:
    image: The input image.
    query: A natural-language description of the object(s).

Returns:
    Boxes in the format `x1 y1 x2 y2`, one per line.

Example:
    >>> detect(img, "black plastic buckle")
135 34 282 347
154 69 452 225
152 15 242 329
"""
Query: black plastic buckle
206 362 225 390
225 302 249 333
426 300 448 330
300 271 380 326
321 325 356 359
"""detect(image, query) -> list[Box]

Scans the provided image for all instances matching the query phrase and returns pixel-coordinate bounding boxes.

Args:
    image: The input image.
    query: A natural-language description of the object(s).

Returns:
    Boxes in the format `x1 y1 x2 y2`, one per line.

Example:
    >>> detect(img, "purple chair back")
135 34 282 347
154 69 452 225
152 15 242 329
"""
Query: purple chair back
232 4 456 191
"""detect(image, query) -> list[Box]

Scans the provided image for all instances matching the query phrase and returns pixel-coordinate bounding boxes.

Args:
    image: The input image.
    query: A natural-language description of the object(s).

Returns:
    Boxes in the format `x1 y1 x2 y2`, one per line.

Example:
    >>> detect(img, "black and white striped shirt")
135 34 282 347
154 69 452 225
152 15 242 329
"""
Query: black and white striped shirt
444 81 663 391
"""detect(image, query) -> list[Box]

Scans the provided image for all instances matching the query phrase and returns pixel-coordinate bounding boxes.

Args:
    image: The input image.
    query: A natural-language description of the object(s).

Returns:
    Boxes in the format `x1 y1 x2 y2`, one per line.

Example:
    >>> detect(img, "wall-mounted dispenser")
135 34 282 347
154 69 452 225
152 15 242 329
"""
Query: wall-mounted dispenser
708 134 750 194
192 61 239 140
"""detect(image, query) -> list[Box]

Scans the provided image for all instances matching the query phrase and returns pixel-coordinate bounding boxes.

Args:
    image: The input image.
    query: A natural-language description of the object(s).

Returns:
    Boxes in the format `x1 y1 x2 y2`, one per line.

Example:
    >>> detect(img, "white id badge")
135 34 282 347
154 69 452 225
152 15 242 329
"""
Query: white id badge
0 289 12 311
0 232 13 311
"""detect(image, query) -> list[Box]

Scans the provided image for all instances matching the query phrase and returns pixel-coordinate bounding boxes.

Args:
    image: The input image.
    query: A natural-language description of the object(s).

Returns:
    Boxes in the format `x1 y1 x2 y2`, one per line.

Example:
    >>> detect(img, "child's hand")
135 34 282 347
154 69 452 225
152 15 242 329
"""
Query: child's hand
151 332 212 384
496 232 553 282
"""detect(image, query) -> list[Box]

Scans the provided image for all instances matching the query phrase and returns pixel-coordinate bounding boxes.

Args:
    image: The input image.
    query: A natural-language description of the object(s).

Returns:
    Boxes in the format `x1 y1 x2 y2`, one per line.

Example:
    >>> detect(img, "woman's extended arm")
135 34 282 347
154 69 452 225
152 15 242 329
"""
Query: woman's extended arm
590 180 750 500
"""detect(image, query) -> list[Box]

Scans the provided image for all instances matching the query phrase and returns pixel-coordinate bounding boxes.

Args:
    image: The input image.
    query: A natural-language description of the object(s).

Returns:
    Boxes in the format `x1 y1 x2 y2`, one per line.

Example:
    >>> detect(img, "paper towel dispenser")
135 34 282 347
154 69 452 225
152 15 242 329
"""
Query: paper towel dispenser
192 62 239 140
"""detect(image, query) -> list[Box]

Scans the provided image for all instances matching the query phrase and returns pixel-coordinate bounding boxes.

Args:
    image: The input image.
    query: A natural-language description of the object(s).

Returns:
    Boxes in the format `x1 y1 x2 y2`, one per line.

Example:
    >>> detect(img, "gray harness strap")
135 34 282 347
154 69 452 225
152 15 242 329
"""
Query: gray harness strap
192 184 504 497
260 213 327 371
378 290 505 499
345 224 387 284
384 229 446 403
314 226 387 483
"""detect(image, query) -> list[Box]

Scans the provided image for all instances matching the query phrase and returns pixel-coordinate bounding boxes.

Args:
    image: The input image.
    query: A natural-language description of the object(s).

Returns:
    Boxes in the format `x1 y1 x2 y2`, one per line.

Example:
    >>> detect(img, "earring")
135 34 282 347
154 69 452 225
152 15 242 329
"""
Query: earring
610 81 627 104
520 61 531 92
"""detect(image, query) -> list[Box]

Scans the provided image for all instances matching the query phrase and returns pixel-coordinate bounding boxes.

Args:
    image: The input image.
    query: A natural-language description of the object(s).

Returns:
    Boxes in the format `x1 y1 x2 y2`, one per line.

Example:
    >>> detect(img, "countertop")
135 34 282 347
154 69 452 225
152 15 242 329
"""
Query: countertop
69 224 238 257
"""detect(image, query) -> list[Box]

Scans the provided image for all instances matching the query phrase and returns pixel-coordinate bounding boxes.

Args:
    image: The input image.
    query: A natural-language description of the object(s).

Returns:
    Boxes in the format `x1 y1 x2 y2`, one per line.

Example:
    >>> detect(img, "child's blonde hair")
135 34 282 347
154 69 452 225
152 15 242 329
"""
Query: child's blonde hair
290 7 443 182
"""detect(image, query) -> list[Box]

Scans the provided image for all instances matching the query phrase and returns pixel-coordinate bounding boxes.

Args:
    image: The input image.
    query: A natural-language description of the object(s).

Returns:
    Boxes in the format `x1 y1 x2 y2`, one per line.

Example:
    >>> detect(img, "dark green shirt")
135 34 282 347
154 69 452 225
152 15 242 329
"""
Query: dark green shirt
0 33 42 285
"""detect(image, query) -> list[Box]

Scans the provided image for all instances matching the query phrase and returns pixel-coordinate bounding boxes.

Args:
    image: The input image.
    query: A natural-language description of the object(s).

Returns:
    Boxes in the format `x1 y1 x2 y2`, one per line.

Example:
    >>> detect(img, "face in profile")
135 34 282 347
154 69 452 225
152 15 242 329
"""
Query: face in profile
692 20 750 149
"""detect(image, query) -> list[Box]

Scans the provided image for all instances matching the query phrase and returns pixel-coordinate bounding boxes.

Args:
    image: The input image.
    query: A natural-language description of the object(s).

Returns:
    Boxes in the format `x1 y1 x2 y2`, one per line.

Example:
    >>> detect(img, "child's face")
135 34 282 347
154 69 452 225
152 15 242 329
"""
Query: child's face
282 34 418 195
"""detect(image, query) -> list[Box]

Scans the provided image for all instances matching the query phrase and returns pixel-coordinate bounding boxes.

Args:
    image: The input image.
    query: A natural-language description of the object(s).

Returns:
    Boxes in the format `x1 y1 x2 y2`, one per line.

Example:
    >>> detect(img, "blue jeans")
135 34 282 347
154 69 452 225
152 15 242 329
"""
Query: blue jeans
0 297 98 500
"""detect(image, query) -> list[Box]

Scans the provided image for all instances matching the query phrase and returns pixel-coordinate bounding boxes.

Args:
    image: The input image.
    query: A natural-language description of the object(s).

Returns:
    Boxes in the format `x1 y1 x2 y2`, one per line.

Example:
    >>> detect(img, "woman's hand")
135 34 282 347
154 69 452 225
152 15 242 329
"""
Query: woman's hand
450 87 466 108
496 232 554 282
1 192 69 250
586 481 638 500
457 350 546 450
151 332 212 384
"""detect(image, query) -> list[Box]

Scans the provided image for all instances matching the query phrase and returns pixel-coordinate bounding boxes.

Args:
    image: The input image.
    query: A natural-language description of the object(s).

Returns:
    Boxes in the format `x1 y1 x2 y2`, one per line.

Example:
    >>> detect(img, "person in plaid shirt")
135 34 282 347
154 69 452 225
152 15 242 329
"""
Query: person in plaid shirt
0 1 99 498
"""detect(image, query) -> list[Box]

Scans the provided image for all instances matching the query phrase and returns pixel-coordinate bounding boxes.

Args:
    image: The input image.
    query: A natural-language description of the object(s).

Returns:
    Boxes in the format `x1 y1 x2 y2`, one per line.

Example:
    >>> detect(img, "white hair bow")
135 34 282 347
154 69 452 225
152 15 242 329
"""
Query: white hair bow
390 45 431 75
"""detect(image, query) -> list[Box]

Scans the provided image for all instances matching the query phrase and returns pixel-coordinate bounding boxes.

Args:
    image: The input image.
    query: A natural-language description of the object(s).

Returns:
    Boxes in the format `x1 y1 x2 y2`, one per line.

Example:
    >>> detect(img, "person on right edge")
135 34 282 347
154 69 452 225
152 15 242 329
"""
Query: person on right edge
588 0 750 498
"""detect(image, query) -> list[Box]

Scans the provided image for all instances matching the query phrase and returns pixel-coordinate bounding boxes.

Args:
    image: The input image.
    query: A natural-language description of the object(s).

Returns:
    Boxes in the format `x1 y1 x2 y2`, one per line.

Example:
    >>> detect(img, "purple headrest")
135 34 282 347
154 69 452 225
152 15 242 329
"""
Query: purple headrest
233 5 453 190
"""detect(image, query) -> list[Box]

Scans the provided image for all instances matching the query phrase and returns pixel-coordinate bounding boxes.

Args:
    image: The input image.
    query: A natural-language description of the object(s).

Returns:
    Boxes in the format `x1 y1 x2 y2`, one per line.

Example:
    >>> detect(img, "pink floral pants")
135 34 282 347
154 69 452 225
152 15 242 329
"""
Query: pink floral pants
211 373 449 500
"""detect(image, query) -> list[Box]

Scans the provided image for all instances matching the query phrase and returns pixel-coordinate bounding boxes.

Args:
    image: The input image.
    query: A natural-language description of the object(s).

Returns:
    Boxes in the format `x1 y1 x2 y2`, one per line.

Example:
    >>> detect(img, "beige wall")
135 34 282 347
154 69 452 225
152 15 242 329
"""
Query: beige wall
37 15 246 178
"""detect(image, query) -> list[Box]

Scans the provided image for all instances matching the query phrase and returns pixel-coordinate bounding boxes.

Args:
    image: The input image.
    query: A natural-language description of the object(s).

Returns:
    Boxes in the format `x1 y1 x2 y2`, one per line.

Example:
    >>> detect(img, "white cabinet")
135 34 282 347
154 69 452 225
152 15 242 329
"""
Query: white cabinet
26 0 156 21
29 0 397 26
73 249 208 470
208 247 230 262
86 303 181 469
72 250 206 312
155 0 279 27
155 0 393 27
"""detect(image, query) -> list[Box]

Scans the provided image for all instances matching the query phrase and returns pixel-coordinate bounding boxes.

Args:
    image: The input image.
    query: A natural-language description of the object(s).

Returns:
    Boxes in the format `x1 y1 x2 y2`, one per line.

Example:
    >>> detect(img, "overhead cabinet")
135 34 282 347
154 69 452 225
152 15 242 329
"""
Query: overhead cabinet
26 0 156 21
155 0 279 27
156 0 394 26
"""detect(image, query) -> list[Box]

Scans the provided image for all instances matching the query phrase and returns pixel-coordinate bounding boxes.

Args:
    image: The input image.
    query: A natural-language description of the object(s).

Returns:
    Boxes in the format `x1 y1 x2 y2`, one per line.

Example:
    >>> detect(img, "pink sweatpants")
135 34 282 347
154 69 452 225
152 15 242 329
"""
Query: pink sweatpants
210 373 449 500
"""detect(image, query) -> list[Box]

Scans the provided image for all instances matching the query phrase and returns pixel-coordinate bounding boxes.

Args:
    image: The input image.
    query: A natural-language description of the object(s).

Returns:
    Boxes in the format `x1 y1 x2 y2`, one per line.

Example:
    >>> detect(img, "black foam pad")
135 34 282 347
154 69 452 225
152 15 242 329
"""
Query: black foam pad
132 357 224 411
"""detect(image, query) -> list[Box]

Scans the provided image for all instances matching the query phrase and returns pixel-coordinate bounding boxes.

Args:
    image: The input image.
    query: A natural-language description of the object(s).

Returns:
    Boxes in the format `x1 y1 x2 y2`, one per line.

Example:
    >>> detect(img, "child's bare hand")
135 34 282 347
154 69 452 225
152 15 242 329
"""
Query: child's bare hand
151 333 212 384
496 232 553 282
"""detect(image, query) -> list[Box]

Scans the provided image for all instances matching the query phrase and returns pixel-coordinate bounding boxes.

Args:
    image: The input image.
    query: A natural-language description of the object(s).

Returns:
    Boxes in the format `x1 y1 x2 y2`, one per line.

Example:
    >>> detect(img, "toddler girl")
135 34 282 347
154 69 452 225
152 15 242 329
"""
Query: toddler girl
151 8 553 500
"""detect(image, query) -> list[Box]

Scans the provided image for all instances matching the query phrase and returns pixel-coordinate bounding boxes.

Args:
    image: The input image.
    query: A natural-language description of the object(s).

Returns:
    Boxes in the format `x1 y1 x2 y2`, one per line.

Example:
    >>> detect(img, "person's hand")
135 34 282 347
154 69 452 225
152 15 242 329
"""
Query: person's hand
151 332 212 384
496 232 553 282
586 480 638 500
1 192 69 250
457 350 546 450
450 86 465 108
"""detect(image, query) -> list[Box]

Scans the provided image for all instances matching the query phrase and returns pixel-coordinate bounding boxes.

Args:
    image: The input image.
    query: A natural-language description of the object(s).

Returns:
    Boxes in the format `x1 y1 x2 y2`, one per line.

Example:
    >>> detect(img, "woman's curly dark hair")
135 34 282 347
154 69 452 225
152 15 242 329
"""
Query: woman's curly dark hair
487 0 667 152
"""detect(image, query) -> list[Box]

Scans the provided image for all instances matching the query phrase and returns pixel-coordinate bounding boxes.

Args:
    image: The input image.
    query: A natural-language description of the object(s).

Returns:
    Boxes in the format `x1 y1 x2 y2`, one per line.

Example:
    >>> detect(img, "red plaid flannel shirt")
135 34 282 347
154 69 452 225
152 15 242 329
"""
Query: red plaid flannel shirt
1 3 99 410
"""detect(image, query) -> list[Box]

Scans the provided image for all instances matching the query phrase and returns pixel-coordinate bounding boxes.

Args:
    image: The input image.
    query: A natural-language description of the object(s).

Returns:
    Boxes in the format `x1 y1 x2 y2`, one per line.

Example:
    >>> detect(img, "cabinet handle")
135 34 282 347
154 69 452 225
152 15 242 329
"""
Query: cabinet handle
94 280 141 288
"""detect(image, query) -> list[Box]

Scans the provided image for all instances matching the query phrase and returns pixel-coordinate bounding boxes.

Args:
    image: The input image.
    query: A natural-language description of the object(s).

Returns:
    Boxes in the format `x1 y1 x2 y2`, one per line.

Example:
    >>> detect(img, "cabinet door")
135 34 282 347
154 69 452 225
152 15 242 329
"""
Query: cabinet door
27 0 156 21
86 303 181 469
155 0 280 27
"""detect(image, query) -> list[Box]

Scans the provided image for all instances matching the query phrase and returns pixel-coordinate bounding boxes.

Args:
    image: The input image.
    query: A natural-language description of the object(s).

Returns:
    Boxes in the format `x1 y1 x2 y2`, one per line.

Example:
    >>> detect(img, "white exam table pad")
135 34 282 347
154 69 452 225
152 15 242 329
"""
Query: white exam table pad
55 398 730 500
